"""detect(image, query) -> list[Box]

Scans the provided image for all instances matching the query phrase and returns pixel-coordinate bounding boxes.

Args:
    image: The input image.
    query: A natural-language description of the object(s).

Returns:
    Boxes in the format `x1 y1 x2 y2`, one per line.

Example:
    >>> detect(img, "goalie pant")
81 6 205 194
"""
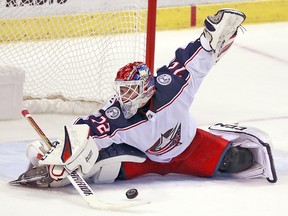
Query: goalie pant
118 128 230 179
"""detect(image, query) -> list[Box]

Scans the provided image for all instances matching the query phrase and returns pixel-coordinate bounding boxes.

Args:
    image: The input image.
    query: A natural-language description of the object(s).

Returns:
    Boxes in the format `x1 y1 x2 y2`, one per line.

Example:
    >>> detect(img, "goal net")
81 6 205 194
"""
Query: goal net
0 0 156 114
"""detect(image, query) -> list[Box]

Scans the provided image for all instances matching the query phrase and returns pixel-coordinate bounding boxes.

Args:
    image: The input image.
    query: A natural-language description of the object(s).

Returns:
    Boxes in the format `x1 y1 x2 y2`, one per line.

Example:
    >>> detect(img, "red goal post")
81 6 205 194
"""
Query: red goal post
0 0 157 115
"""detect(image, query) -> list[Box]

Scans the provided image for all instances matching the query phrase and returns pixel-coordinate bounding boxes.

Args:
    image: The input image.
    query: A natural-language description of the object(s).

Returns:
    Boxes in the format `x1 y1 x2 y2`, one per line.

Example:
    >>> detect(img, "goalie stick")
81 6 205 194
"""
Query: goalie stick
11 108 150 210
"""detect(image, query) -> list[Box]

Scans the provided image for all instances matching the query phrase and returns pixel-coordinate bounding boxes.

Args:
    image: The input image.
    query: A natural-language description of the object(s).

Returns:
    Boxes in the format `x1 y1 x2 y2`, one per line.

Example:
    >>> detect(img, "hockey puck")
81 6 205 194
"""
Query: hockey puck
126 188 138 199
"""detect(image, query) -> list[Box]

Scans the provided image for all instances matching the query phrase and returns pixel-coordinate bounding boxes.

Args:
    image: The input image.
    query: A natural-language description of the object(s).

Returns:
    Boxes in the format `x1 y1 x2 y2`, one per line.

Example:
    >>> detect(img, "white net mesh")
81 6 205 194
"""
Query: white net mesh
0 0 149 114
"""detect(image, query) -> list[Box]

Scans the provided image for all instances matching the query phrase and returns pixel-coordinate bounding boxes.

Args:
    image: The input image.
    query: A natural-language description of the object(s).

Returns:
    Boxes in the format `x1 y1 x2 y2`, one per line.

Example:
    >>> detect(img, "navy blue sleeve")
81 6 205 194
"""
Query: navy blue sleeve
173 39 202 66
164 38 202 80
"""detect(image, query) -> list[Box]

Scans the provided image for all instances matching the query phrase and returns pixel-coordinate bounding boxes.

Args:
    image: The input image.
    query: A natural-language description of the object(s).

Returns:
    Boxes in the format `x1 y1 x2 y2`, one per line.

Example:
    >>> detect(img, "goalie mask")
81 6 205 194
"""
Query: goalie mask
115 62 155 119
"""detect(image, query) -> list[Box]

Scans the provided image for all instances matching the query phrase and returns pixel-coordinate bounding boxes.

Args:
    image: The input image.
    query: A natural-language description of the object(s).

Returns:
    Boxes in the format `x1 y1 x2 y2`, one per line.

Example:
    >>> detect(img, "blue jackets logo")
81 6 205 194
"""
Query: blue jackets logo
147 123 182 155
156 74 172 86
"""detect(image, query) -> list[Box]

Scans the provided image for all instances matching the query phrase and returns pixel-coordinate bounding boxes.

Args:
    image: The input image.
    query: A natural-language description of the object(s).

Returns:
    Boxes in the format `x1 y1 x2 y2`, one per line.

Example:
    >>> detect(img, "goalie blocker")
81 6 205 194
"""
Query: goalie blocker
12 122 277 187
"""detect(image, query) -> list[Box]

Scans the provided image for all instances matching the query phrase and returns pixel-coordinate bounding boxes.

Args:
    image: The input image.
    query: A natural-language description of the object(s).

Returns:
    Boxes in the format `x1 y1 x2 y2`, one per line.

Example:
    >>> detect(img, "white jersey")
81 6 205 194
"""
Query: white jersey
74 39 213 163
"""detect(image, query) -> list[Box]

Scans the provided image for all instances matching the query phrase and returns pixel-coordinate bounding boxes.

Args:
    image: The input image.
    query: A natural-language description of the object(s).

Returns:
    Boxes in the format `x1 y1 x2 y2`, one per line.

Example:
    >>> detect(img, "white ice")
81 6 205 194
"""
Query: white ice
0 22 288 216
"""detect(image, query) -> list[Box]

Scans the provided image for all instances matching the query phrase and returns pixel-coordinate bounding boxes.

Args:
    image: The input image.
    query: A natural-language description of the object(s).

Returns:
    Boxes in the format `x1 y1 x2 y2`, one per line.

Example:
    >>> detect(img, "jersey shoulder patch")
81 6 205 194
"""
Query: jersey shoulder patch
105 106 121 120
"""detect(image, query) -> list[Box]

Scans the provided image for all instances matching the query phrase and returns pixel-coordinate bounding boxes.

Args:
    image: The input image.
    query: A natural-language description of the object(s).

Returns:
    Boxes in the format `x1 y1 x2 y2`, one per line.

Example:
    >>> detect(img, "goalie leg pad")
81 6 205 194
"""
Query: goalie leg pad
209 123 277 183
49 143 146 187
89 143 146 184
25 143 146 187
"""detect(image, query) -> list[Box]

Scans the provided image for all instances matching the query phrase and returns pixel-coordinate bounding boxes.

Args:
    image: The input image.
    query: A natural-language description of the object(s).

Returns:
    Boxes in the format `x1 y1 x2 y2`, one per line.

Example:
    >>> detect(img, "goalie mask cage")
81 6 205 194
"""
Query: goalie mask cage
0 0 156 114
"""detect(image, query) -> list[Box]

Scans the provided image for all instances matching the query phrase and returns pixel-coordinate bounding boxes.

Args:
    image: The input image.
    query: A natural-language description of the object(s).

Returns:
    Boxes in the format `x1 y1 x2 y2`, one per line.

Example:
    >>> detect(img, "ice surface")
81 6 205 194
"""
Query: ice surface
0 22 288 216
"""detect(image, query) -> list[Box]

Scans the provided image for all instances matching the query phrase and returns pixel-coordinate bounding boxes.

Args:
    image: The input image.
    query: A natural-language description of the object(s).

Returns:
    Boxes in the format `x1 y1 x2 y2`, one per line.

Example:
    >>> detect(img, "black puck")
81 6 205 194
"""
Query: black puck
126 188 138 199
